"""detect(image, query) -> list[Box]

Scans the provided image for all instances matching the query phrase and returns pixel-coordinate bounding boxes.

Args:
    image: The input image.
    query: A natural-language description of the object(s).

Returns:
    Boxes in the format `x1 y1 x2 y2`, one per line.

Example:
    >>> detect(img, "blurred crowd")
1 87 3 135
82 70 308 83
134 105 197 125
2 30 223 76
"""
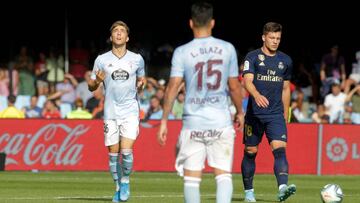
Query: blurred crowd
0 43 359 124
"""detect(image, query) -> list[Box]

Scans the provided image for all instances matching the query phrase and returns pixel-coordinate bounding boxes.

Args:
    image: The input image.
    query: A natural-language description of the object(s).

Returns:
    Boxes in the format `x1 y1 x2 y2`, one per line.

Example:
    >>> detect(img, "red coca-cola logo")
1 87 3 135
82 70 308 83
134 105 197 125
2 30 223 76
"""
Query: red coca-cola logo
0 124 89 166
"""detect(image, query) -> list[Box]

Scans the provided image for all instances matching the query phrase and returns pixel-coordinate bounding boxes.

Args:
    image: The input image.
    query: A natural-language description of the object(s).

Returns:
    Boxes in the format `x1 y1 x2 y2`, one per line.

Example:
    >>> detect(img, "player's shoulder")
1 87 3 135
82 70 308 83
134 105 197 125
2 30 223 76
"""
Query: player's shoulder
245 48 262 60
211 37 236 50
277 50 292 63
277 50 291 59
97 50 111 58
95 50 112 63
126 50 143 60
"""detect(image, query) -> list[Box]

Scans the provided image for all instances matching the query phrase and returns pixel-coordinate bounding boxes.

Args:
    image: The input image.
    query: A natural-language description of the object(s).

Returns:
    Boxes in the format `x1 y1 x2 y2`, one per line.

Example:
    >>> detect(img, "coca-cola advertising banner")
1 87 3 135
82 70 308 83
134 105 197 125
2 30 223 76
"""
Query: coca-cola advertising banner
321 125 360 175
0 119 107 170
0 120 358 174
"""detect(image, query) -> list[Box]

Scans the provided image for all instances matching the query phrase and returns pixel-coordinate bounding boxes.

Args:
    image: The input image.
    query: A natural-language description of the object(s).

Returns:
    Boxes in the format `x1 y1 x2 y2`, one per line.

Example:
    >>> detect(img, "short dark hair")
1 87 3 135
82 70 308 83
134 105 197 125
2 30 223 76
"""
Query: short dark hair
191 2 213 27
263 22 282 35
7 95 16 104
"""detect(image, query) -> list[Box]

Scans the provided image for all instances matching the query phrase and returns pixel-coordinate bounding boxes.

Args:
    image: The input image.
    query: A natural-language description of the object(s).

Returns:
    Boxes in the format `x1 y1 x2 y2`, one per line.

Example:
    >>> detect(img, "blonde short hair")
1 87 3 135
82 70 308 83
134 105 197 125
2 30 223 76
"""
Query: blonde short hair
109 20 130 35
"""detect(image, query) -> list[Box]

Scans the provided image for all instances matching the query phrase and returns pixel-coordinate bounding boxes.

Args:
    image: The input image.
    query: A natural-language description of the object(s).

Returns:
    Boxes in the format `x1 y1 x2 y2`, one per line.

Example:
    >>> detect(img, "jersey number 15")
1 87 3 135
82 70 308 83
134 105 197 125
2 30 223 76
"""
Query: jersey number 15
195 59 223 91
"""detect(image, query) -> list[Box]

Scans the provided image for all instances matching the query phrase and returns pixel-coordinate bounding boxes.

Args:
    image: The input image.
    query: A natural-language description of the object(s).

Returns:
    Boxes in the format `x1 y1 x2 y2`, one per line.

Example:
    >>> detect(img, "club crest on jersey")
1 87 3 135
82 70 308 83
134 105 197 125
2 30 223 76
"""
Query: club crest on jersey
278 62 284 69
258 54 265 66
111 69 129 80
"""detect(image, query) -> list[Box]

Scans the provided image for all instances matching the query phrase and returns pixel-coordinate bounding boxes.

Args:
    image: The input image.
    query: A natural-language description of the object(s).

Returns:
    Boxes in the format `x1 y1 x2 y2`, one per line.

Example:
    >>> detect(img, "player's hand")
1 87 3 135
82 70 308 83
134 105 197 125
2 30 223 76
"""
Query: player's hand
157 121 168 146
95 70 105 84
137 77 146 92
234 112 244 131
254 94 269 108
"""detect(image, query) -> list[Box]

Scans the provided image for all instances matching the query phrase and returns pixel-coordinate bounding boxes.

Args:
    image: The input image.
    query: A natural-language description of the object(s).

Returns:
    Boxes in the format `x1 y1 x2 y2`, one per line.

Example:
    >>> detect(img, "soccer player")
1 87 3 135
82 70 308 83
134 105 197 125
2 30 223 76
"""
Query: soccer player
88 20 146 202
241 22 296 202
157 2 244 203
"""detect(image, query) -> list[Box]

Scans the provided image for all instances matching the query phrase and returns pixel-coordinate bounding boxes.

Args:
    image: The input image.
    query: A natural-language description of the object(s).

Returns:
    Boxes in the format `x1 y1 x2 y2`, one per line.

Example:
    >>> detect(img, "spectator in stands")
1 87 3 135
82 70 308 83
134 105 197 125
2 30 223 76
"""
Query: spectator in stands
34 52 49 96
344 50 360 94
292 62 315 114
23 95 42 118
154 88 165 104
324 80 346 123
48 73 78 105
311 104 329 124
76 70 93 105
320 45 346 99
5 65 19 97
14 46 36 96
66 98 92 119
345 84 360 124
172 91 184 119
14 46 33 72
18 66 36 96
46 48 65 91
145 95 174 120
0 65 9 96
140 77 157 104
0 95 25 118
42 99 61 119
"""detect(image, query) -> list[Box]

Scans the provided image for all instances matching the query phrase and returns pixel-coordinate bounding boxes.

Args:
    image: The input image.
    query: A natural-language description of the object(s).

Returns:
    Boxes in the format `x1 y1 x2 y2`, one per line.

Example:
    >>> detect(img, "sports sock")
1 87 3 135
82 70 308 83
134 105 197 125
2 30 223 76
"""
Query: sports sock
121 149 133 183
241 150 257 190
273 147 288 187
109 153 121 191
215 173 232 203
184 176 201 203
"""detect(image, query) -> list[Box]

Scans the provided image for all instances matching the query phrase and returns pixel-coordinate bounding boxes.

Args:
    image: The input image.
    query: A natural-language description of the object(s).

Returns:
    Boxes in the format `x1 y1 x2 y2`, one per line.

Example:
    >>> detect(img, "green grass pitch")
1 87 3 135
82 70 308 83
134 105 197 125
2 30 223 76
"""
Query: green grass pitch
0 171 359 202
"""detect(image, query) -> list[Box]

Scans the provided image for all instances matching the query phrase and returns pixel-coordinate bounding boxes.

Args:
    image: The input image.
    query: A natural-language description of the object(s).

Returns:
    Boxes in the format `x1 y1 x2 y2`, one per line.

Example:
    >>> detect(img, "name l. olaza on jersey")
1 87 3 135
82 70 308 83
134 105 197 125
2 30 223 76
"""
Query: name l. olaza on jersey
190 46 223 58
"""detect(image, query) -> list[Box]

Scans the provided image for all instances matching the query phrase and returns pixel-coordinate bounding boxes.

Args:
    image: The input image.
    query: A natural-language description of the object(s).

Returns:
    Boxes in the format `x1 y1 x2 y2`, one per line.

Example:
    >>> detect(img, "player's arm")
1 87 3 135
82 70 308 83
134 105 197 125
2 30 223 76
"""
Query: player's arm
228 77 244 130
282 80 291 122
243 73 269 108
157 77 183 146
88 70 105 92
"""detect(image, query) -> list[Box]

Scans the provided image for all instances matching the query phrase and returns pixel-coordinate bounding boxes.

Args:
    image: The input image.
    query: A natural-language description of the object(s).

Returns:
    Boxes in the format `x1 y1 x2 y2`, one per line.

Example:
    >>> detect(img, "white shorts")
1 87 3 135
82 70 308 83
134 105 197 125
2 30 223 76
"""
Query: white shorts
175 126 236 176
103 116 139 146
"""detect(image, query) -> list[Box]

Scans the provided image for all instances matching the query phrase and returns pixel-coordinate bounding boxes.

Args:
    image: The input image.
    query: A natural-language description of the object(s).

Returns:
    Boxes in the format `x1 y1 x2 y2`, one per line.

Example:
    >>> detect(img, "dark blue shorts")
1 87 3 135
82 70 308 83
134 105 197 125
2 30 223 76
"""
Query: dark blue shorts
243 114 287 146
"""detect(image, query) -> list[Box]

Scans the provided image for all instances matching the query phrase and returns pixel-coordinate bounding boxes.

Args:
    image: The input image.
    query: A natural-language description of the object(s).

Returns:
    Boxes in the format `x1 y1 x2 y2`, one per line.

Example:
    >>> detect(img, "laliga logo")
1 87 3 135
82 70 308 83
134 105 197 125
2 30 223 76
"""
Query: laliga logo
326 137 360 162
326 137 348 162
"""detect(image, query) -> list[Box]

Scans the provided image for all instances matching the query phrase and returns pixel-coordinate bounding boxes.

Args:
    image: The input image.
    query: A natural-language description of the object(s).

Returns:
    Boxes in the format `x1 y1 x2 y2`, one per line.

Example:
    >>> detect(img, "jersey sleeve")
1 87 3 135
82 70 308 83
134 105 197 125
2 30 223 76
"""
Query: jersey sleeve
242 53 255 76
283 57 293 80
170 47 184 78
136 54 146 77
228 44 239 78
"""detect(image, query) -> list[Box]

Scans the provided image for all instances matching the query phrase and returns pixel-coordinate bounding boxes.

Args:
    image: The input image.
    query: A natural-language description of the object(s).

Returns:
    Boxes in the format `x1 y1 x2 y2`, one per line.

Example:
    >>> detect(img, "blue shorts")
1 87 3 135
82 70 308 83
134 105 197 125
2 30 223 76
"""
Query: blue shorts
243 114 287 146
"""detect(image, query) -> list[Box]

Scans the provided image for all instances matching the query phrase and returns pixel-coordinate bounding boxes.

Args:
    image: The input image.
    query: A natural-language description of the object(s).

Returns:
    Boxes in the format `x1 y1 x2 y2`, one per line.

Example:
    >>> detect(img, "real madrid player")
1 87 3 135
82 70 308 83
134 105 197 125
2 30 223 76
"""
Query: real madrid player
88 20 146 202
241 22 296 202
157 2 244 203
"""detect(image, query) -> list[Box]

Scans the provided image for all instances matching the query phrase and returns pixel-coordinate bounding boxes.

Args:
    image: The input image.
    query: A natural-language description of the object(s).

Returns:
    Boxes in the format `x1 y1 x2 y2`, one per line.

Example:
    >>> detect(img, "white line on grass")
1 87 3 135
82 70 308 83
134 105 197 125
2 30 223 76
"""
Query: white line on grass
4 193 247 200
11 193 360 200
